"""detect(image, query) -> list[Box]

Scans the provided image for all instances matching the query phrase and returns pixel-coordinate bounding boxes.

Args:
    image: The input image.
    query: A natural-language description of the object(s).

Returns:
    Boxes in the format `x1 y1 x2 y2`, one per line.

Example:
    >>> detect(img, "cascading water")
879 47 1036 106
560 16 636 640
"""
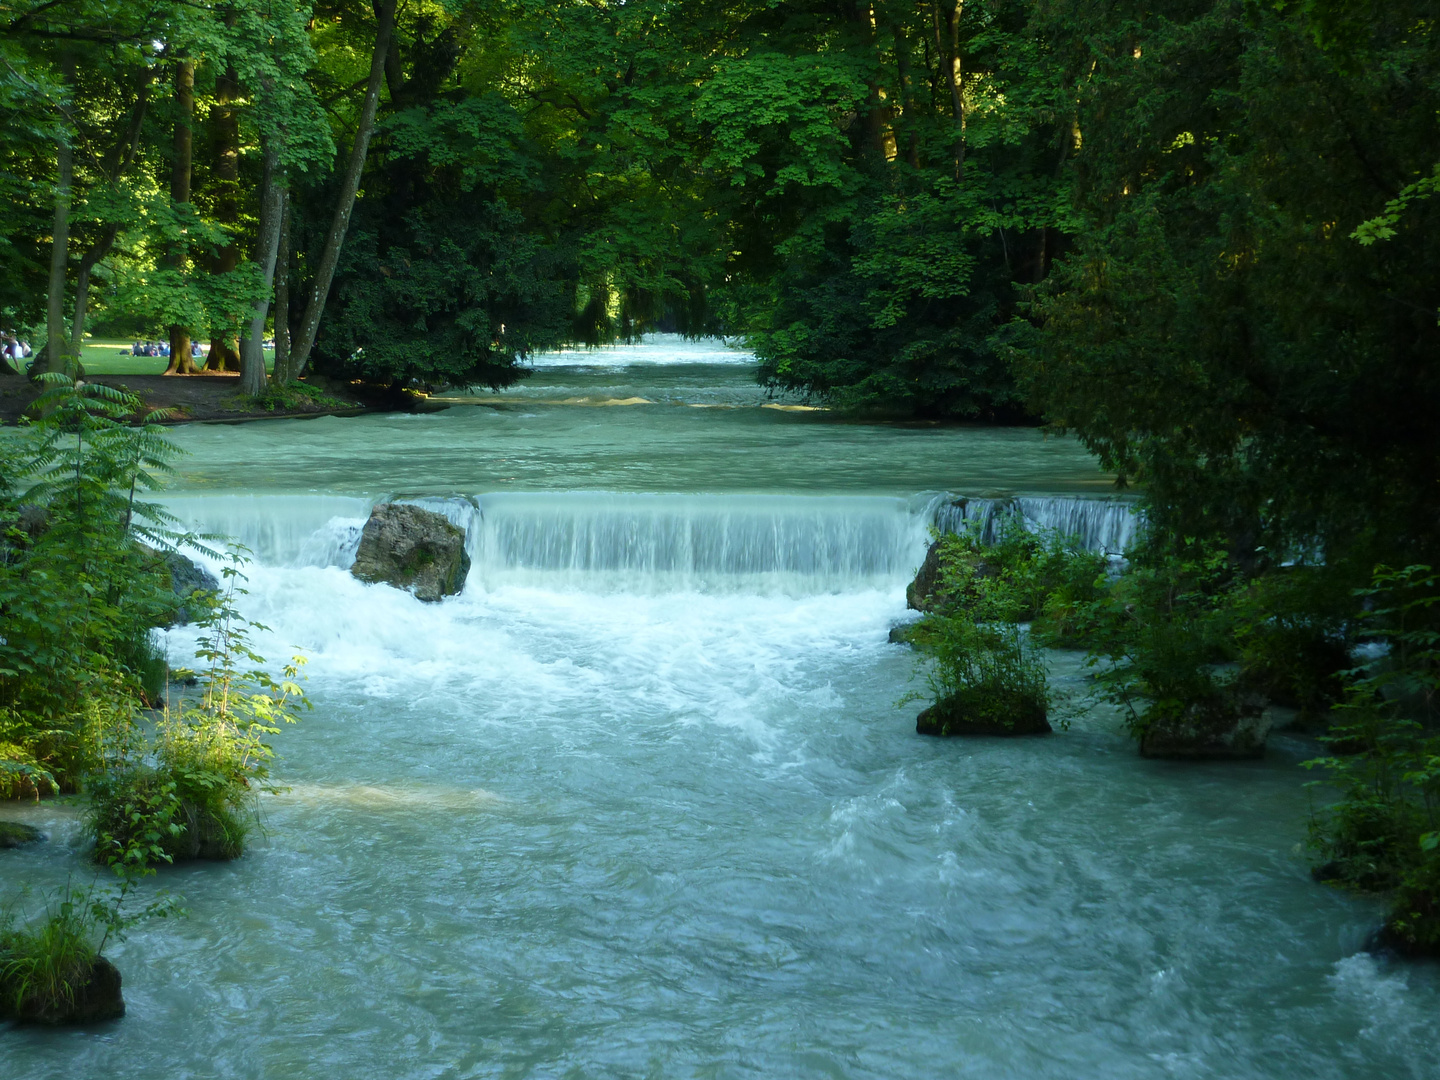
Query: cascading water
932 494 1142 555
6 344 1434 1079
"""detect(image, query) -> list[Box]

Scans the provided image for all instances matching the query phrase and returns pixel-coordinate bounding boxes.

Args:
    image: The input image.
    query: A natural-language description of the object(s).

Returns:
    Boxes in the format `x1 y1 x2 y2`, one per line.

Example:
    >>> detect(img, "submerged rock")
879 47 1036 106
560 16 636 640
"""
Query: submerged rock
0 820 45 848
351 503 470 602
916 694 1051 736
1138 692 1271 759
0 955 124 1024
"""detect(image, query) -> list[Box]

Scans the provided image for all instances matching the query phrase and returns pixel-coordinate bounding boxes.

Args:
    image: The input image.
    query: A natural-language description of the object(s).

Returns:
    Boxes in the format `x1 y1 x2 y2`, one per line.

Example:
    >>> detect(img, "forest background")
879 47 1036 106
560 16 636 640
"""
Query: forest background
1 0 1438 947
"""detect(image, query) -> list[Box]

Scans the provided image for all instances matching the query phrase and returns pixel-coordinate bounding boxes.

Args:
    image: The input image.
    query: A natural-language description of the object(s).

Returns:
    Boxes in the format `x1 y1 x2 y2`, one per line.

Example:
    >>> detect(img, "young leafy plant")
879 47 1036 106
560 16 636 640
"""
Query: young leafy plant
88 548 308 865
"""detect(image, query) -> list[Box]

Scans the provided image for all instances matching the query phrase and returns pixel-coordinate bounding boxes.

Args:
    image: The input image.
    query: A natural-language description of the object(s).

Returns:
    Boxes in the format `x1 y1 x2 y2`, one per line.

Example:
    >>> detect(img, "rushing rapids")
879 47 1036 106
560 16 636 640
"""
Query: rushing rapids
5 340 1434 1078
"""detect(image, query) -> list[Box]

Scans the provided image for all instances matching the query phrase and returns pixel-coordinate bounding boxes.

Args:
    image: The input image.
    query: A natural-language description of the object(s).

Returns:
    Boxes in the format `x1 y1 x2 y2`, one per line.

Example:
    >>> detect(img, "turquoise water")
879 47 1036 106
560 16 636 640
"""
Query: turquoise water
2 340 1433 1079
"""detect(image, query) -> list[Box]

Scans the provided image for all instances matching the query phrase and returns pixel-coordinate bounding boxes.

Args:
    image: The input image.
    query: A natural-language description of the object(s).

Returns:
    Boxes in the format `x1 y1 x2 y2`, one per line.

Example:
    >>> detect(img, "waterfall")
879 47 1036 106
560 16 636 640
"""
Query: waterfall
931 495 1142 555
154 494 372 566
154 490 1140 593
466 492 929 593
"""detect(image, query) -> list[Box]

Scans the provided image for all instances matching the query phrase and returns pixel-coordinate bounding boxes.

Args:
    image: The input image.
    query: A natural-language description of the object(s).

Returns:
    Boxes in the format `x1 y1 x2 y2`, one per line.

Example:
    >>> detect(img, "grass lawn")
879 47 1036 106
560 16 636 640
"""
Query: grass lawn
77 339 274 376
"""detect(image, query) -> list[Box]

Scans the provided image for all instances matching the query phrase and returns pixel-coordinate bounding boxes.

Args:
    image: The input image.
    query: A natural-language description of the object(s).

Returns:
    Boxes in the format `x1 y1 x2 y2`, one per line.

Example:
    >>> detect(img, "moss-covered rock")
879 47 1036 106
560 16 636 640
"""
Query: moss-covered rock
137 543 220 625
0 820 45 848
0 955 124 1025
351 503 469 602
1138 691 1271 759
916 692 1051 736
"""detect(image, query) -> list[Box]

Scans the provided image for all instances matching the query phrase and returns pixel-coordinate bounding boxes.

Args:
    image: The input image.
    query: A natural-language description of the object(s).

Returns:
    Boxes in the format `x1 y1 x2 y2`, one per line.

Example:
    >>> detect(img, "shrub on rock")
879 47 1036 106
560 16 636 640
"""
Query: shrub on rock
911 615 1051 737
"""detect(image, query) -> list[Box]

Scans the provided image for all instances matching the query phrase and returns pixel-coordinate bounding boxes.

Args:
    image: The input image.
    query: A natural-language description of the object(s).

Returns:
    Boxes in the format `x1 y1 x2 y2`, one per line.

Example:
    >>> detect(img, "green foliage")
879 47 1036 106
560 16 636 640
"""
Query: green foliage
248 380 347 414
1015 0 1440 576
1306 565 1440 954
0 375 184 792
1231 566 1354 722
1 886 101 1020
913 613 1051 734
88 550 308 866
919 516 1107 633
1072 538 1240 738
906 519 1072 733
2 809 180 1022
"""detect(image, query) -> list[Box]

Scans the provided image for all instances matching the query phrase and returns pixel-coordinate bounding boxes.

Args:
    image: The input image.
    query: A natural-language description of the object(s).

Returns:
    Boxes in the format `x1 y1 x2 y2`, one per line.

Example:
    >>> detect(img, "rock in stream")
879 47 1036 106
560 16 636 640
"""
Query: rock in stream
350 503 470 602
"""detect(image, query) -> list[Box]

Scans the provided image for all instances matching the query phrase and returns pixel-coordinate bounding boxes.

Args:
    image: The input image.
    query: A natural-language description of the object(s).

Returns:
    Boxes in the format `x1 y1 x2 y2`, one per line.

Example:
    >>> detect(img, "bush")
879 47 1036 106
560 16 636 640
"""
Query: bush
0 888 105 1023
0 855 177 1024
916 515 1107 632
1306 564 1440 956
908 534 1052 735
88 552 308 866
1233 566 1355 723
914 614 1051 735
1073 537 1240 740
0 375 185 794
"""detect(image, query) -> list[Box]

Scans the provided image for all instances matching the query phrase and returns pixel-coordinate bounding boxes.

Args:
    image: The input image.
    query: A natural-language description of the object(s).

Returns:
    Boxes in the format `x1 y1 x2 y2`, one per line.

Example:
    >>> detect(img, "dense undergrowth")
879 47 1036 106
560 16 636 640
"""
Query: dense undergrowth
0 375 305 1022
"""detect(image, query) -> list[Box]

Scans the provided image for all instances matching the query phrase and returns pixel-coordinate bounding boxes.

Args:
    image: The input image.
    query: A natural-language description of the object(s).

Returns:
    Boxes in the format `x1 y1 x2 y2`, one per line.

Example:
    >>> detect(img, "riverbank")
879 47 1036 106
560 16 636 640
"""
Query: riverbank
0 372 374 426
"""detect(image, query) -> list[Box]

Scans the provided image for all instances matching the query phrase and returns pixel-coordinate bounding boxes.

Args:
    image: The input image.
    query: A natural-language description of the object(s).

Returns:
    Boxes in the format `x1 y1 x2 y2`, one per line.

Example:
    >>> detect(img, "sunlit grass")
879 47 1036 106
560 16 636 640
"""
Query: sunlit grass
75 340 275 377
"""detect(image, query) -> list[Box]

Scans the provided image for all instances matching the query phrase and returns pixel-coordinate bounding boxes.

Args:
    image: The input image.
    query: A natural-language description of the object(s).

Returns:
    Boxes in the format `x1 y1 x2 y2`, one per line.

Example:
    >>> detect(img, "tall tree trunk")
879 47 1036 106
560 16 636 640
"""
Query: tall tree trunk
893 23 921 170
71 79 152 358
239 136 285 396
166 58 198 375
944 0 965 182
271 193 292 387
70 226 121 358
287 0 397 380
40 53 77 378
206 59 242 372
848 3 887 168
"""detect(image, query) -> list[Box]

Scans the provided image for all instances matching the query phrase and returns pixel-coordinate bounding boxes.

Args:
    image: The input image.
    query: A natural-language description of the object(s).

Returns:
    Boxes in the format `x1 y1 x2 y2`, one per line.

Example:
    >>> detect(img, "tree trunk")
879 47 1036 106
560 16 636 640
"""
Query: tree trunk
70 226 121 358
847 3 887 168
944 1 965 182
893 23 921 170
71 80 151 359
288 0 397 379
206 59 243 372
271 193 292 387
239 137 285 396
40 53 77 378
166 58 197 375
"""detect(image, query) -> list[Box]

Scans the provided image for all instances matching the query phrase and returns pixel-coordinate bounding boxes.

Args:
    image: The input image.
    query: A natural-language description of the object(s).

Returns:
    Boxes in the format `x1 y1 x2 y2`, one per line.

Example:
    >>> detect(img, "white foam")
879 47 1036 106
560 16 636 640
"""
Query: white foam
523 332 754 368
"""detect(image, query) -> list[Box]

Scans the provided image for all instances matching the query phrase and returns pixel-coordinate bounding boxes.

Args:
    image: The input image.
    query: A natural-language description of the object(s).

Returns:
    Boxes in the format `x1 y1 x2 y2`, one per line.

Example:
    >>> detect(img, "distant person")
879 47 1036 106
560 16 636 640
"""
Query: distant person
132 341 142 355
191 340 202 358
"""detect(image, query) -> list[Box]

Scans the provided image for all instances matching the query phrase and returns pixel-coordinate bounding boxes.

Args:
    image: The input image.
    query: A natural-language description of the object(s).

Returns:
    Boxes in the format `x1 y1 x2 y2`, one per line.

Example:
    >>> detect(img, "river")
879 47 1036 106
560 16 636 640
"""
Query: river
2 337 1434 1078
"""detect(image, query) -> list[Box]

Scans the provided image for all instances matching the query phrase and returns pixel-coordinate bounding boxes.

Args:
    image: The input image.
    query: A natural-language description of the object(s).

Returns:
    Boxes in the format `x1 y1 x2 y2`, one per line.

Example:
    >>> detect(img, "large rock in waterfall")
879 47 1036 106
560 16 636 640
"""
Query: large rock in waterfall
905 541 944 611
1138 690 1272 759
138 544 220 625
351 503 470 602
